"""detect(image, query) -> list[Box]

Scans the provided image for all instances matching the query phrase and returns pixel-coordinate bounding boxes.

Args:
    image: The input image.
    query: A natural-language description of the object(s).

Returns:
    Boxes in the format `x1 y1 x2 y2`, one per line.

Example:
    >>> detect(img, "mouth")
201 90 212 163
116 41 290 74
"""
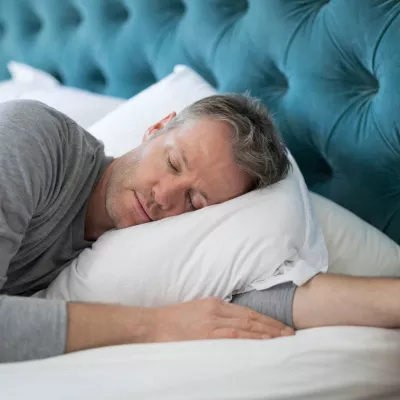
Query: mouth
133 191 152 222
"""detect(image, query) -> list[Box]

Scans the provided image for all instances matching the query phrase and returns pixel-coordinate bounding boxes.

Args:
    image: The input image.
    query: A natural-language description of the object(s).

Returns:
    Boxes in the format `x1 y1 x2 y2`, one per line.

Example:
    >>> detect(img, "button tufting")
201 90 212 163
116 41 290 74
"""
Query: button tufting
266 62 289 95
108 0 130 23
217 0 248 17
310 0 329 13
66 6 83 27
26 11 43 35
174 0 186 16
0 22 4 38
90 67 107 88
307 154 333 184
367 75 379 95
356 68 380 97
317 157 333 180
237 0 249 14
51 71 63 84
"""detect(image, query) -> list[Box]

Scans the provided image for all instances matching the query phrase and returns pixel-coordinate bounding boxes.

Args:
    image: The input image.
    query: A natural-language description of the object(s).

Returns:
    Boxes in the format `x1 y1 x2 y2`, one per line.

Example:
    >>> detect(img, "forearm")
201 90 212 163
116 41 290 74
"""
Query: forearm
0 295 153 363
66 302 151 353
293 273 400 329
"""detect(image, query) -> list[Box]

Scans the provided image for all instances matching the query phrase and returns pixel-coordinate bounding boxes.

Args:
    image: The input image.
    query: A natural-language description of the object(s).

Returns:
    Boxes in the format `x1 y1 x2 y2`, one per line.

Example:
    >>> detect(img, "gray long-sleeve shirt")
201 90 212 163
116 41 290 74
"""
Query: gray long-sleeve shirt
0 100 111 362
0 99 295 363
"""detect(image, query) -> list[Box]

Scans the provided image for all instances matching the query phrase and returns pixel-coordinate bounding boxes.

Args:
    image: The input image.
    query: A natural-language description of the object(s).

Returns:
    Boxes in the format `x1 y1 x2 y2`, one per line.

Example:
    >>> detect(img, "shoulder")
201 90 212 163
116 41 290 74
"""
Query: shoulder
0 99 65 126
0 99 70 147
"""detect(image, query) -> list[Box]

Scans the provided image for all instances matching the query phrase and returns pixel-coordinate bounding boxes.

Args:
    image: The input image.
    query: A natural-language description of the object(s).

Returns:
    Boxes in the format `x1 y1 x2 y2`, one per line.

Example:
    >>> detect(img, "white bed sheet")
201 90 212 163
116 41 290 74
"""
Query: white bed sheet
1 326 399 400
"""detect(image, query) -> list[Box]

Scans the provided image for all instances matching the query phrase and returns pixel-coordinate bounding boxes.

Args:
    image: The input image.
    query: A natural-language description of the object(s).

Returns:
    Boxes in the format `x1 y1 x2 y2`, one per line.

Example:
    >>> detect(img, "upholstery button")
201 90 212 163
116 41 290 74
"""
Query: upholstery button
162 0 185 16
229 0 248 15
90 67 107 88
267 63 289 95
317 158 333 180
214 0 248 17
110 0 130 23
239 0 249 13
304 154 333 185
67 6 83 27
178 0 186 15
28 12 43 35
357 69 379 96
369 76 379 95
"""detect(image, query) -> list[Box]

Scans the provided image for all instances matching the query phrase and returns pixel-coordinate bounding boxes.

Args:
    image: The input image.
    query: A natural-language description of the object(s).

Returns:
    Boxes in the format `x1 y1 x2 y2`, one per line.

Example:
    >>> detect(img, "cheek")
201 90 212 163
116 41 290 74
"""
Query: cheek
107 185 136 228
135 146 166 187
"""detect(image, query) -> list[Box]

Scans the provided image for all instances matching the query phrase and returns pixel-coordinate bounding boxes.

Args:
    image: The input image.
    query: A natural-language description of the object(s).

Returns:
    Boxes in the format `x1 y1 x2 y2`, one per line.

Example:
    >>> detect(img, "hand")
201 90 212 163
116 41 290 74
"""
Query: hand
146 297 295 342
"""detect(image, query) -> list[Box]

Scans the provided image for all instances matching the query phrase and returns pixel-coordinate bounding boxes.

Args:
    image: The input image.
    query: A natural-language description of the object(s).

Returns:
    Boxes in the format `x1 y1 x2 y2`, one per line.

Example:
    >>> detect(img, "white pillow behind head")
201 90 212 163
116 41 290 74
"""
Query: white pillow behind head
7 61 124 128
88 65 218 157
41 151 328 307
310 193 400 278
0 62 60 103
7 61 60 88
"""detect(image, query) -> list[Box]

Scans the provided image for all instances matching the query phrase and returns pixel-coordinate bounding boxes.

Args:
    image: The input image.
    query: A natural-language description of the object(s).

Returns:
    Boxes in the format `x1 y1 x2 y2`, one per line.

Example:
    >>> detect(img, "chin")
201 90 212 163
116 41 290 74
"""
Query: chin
115 213 138 229
108 204 136 230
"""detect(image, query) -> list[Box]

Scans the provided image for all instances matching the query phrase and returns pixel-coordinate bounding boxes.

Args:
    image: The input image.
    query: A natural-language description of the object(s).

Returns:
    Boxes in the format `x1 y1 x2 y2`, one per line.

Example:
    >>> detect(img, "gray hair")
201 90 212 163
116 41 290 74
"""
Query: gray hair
159 93 291 190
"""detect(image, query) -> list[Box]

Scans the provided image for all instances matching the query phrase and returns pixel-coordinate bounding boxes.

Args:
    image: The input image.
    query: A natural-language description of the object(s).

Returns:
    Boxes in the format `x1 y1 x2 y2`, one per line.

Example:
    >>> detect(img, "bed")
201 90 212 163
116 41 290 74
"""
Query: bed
1 0 400 398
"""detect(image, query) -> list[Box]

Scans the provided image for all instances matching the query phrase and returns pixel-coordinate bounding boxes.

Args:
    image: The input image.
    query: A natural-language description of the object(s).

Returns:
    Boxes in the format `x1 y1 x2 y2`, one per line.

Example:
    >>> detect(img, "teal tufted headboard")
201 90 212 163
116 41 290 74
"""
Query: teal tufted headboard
0 0 400 243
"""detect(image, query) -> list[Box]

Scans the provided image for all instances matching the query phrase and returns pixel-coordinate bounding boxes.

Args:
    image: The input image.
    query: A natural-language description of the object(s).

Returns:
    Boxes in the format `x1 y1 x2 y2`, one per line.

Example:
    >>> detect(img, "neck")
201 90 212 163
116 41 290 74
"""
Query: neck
85 161 116 241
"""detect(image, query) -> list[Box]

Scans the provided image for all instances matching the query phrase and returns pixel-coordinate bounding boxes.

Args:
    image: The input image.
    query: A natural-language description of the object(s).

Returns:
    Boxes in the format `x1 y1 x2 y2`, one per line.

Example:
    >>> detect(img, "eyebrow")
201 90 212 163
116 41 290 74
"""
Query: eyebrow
177 146 209 203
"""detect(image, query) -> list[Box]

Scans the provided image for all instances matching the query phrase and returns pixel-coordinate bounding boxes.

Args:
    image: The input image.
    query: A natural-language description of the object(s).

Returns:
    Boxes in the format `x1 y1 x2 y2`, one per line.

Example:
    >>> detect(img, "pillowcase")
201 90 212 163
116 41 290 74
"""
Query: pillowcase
6 61 124 128
7 61 60 88
40 152 328 307
0 80 42 103
310 193 400 278
88 65 218 157
0 62 59 103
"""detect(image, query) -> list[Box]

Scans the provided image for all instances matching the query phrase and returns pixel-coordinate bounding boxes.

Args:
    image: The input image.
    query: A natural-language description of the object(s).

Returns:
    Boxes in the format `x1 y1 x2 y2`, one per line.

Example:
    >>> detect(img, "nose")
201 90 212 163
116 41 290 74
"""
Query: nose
152 176 188 216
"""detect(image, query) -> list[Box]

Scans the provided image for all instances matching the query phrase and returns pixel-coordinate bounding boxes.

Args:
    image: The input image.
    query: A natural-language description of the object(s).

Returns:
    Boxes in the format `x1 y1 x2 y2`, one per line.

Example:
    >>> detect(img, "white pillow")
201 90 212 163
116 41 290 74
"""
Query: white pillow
7 61 59 88
0 80 40 103
88 65 218 157
0 62 59 103
7 61 124 128
40 152 328 307
310 193 400 277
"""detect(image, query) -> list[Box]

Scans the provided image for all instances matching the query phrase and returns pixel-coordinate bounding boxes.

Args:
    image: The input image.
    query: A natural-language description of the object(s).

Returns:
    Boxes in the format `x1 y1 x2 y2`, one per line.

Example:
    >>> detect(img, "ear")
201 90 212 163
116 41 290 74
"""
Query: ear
142 112 177 143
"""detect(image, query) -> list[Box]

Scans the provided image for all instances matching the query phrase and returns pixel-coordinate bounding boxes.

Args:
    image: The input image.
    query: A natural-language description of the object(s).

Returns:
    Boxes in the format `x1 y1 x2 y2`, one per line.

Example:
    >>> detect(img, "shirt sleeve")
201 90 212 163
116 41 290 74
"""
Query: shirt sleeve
0 296 67 363
231 283 297 327
0 100 71 362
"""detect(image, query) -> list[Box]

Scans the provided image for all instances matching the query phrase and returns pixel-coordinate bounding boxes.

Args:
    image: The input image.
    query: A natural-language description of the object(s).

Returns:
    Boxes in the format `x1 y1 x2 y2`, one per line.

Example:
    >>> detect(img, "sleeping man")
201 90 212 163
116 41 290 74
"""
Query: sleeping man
0 96 399 363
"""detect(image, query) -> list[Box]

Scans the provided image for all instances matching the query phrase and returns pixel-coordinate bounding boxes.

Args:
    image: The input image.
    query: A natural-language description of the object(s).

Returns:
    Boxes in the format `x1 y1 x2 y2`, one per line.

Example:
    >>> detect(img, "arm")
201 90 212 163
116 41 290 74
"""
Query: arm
292 273 400 329
65 273 400 357
66 297 295 355
234 273 400 331
0 294 294 363
231 282 296 327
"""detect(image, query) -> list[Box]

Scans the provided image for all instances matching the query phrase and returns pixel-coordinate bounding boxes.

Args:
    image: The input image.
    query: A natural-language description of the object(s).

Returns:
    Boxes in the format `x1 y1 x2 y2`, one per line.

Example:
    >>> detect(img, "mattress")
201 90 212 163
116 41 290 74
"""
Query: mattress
1 326 400 400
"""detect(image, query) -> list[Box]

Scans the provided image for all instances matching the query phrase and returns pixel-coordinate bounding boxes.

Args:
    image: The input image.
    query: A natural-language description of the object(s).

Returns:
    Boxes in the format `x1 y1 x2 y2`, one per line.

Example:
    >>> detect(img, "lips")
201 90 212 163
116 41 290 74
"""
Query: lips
134 191 152 222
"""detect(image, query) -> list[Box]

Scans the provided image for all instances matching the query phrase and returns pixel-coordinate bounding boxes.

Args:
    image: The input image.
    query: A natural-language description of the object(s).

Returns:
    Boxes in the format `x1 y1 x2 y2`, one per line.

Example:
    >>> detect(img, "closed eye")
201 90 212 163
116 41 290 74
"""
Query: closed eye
167 156 179 173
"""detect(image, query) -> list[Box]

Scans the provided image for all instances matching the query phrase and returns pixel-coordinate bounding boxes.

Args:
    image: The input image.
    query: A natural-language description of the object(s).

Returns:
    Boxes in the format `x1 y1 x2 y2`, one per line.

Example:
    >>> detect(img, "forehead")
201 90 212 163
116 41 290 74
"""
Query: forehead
167 118 251 203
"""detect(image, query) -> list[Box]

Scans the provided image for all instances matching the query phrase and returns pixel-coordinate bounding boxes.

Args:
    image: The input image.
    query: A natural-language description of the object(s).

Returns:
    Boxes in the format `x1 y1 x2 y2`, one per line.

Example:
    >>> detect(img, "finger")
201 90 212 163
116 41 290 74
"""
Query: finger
218 302 293 332
211 328 274 340
215 317 284 338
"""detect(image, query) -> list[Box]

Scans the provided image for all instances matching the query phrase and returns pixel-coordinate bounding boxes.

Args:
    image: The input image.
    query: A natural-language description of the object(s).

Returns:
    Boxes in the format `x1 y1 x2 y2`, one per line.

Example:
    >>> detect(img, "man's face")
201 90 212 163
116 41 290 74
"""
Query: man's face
105 115 252 229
